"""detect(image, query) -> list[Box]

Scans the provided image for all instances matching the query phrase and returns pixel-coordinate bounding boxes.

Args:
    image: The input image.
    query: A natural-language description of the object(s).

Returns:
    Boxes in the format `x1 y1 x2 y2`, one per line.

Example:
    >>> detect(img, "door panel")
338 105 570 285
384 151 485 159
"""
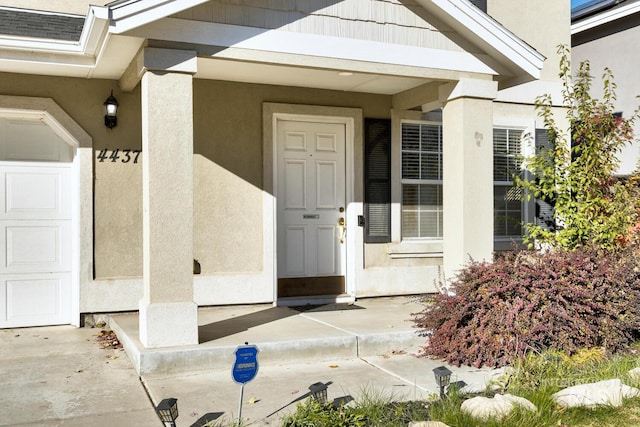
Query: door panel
0 165 72 328
277 120 346 297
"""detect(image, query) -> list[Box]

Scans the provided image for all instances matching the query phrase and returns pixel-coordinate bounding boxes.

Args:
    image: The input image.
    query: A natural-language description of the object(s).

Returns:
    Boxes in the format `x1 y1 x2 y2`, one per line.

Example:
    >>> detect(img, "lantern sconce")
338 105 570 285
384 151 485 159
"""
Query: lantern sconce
104 90 119 129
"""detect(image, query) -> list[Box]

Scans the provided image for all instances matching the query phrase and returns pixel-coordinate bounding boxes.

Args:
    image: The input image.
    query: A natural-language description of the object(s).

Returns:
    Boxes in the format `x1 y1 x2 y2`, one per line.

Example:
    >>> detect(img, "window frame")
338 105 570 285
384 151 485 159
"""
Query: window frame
493 126 527 248
399 119 444 241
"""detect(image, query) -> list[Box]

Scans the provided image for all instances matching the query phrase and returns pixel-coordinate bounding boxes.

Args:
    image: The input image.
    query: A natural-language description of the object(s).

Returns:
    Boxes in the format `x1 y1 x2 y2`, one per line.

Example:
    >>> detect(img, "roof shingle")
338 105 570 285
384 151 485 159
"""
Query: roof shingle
0 9 84 42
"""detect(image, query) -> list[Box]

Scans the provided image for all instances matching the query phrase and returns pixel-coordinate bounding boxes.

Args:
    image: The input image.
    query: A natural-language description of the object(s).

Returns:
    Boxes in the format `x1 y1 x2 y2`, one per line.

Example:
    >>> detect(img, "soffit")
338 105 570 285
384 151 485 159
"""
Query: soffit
0 0 544 94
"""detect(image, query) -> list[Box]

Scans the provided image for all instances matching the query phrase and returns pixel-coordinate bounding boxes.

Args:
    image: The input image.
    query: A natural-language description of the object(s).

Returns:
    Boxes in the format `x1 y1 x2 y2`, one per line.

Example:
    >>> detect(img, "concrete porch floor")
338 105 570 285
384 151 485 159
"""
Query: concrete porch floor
109 296 429 376
108 296 504 426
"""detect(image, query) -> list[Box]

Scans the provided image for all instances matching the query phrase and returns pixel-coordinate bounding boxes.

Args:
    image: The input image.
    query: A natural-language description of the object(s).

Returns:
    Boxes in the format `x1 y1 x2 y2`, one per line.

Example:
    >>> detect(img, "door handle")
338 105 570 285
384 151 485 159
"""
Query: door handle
337 217 346 244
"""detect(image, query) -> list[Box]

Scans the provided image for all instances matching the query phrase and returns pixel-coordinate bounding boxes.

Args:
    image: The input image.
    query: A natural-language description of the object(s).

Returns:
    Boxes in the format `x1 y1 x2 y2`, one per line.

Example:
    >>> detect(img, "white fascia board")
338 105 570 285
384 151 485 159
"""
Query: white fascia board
127 18 498 76
0 5 110 66
108 0 210 34
415 0 544 80
571 1 640 34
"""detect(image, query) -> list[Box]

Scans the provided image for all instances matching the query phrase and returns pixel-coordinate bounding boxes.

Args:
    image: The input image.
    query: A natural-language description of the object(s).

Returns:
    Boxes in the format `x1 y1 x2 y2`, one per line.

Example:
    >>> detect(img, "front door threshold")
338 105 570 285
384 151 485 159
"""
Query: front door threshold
276 294 354 307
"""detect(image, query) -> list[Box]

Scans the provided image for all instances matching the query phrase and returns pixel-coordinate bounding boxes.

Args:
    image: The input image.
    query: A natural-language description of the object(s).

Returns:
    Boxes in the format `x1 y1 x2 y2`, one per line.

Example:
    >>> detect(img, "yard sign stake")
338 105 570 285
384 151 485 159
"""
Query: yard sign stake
232 343 259 424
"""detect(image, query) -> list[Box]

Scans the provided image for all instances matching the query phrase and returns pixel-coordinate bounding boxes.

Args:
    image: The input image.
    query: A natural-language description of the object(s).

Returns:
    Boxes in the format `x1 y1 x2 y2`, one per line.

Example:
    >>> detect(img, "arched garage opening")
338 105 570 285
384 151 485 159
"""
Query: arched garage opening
0 98 91 328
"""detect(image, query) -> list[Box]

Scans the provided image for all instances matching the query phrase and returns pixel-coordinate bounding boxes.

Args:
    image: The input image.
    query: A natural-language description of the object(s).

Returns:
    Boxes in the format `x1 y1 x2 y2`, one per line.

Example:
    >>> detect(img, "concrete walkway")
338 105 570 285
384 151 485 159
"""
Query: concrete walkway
1 297 502 426
0 324 159 426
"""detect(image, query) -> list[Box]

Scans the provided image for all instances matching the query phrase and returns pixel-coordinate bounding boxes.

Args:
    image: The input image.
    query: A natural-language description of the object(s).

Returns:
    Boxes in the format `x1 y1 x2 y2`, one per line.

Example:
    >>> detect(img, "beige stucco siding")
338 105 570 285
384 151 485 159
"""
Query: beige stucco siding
572 24 640 175
173 0 468 52
0 72 142 280
192 79 390 274
488 0 570 83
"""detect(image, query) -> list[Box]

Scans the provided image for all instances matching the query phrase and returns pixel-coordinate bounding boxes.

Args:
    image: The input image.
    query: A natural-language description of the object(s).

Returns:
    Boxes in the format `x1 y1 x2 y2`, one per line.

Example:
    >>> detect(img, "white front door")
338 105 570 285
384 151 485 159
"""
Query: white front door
276 120 346 297
0 164 72 328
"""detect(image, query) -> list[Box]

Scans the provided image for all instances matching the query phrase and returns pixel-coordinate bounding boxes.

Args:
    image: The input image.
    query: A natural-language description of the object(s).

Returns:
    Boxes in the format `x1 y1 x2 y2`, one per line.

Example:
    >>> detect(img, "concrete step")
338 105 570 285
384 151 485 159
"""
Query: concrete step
109 297 428 376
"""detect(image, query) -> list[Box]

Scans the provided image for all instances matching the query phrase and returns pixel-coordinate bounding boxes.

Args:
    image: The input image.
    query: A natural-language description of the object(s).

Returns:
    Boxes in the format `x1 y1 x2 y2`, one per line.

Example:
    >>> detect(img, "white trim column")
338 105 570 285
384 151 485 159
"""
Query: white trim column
139 48 198 348
441 78 497 281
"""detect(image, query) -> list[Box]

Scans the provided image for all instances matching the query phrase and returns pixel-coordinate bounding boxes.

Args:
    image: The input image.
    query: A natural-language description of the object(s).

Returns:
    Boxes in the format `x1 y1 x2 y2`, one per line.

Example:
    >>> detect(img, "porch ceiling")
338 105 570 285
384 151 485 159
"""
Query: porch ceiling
194 56 431 95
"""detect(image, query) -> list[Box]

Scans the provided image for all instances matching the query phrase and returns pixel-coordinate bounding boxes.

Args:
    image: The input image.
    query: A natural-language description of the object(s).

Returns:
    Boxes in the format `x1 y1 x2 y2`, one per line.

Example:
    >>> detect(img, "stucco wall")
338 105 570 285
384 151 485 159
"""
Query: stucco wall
572 23 640 175
192 79 390 274
488 0 570 83
0 72 143 279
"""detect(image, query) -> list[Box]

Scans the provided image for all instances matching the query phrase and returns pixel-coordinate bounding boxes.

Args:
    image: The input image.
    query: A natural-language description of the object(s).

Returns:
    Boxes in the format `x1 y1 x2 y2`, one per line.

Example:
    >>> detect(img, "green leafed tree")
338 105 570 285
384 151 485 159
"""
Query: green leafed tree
515 45 640 251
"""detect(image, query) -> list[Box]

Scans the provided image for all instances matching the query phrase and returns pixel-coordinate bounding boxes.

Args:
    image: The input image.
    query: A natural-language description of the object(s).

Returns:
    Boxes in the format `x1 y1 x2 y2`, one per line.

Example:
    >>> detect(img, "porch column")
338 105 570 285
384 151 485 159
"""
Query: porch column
441 78 498 281
139 48 198 348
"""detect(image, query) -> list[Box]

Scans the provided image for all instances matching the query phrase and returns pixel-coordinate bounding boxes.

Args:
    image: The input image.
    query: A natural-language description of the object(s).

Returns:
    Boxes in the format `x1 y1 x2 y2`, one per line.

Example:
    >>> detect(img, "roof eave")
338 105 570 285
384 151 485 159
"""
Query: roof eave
415 0 544 82
571 0 640 34
0 6 109 59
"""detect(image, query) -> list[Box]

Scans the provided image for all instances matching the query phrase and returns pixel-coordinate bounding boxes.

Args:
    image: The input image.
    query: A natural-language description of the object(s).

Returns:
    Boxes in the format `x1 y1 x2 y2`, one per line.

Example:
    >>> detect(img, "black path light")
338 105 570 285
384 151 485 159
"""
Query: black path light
103 90 119 129
156 397 178 427
432 366 452 399
309 382 329 404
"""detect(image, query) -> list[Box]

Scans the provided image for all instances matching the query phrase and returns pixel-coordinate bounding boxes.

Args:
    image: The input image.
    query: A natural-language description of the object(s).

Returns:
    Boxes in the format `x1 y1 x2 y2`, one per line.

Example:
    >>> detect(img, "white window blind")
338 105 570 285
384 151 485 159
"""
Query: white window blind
494 128 523 237
401 122 443 239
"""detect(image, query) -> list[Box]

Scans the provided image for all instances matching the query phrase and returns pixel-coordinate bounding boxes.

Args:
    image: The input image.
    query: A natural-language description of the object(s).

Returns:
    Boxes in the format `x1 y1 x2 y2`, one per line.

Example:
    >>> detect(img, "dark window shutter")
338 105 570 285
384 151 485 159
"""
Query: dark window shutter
469 0 487 12
534 129 555 232
364 119 391 243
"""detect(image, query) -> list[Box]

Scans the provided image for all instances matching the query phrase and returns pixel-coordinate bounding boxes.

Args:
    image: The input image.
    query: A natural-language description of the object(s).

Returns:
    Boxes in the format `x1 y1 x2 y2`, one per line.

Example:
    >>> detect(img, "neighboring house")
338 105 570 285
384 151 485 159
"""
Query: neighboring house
0 0 568 348
572 0 640 175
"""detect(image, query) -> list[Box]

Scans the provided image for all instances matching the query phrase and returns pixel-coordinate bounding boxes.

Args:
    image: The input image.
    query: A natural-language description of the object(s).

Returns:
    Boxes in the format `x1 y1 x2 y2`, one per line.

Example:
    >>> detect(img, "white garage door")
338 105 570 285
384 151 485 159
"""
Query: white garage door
0 164 72 328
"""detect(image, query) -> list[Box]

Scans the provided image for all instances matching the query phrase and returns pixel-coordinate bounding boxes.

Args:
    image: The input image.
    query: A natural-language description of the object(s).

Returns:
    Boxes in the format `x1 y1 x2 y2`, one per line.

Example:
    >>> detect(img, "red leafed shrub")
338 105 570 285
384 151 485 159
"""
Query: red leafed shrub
412 247 640 368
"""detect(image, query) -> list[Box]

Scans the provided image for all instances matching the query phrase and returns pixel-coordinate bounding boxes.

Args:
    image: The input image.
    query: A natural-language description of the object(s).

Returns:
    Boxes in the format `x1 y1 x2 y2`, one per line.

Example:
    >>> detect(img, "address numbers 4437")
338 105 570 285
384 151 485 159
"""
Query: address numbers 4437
96 149 141 163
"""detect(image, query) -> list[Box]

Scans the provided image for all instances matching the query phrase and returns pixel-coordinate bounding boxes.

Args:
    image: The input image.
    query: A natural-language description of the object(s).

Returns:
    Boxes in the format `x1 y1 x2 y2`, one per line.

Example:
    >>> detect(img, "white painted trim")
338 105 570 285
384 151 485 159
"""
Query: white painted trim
0 96 92 327
126 18 498 76
0 6 110 71
0 7 109 55
110 0 542 81
414 0 544 79
109 0 210 33
0 109 80 149
572 1 640 34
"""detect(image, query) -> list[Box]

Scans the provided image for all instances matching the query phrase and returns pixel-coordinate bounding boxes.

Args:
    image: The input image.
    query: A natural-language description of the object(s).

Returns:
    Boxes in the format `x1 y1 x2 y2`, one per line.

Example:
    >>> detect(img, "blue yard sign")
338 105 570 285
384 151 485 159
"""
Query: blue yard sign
232 344 259 384
233 343 260 424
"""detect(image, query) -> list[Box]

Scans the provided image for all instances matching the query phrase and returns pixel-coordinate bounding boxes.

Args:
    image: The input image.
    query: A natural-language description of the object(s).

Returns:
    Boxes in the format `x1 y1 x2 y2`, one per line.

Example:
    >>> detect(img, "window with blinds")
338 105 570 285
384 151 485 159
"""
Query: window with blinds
494 128 523 237
401 122 443 239
534 128 555 232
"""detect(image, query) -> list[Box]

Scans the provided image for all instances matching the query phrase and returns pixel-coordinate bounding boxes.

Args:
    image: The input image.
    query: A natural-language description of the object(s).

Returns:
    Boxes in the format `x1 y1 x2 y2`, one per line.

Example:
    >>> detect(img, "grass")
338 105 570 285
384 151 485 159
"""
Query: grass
280 346 640 426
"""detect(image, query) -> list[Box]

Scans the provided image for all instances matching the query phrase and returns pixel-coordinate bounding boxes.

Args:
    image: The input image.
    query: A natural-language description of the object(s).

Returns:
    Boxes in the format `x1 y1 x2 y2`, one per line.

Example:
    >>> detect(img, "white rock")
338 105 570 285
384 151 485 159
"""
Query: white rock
622 384 640 399
553 379 640 408
628 367 640 382
408 422 450 427
458 382 487 394
460 393 536 420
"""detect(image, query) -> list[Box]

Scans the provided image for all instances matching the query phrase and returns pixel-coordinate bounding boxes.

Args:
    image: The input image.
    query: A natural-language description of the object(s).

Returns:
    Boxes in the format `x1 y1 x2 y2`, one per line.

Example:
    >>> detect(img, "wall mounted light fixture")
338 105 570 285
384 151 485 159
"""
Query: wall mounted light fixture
104 90 119 129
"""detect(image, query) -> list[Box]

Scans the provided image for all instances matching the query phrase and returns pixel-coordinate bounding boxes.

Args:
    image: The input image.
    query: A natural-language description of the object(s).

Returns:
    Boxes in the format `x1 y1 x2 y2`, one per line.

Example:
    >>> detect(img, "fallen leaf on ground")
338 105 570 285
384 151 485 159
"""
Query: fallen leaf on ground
247 397 260 404
290 389 299 394
329 365 339 368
